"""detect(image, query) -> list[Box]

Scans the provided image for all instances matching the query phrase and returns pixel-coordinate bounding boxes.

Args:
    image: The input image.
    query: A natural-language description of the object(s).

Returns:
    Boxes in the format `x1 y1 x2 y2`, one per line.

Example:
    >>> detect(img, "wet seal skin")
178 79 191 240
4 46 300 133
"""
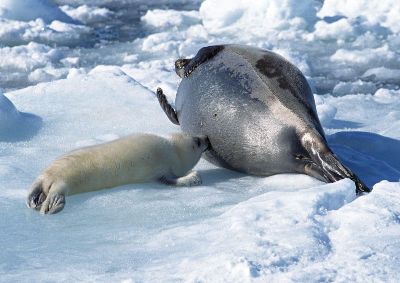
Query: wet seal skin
156 44 370 194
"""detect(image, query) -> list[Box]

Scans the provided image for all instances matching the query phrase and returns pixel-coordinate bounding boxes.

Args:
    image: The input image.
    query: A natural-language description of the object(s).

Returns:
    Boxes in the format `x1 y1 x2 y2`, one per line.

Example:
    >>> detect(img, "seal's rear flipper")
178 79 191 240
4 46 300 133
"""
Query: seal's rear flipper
301 131 371 195
156 87 180 125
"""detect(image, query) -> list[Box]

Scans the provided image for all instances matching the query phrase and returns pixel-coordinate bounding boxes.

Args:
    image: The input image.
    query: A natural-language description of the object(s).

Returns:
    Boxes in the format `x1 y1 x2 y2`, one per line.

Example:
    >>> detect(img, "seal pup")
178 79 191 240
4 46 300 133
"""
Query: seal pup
157 44 370 194
27 133 209 214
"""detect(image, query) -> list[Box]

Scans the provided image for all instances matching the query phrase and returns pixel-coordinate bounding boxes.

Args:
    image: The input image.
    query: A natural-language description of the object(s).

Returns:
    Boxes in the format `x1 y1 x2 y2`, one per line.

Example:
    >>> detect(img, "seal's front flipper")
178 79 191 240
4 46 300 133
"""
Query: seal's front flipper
39 182 66 215
301 131 371 195
26 180 46 210
156 87 180 125
40 192 65 215
182 45 225 77
175 171 202 186
159 171 202 187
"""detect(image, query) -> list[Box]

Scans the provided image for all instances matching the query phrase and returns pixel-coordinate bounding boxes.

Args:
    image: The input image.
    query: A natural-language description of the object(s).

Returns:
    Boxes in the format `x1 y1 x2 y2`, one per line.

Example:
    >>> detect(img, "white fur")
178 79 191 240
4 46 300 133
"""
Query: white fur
27 133 208 214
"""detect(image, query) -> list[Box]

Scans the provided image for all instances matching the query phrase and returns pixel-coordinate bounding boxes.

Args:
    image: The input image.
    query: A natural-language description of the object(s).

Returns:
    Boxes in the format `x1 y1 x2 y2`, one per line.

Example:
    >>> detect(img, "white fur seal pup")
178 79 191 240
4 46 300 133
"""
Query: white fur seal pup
27 133 209 215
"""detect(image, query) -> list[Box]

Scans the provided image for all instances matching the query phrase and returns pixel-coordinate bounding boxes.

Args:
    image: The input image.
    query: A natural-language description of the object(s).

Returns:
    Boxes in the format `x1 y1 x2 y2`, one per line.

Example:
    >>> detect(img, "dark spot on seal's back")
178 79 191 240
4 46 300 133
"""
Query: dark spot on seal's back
255 60 283 79
255 56 296 95
255 54 319 126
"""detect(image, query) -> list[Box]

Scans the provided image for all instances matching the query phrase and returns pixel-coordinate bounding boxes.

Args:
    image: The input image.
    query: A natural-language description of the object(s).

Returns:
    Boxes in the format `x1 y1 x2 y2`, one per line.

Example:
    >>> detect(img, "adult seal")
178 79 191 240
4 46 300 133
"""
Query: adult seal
156 44 370 194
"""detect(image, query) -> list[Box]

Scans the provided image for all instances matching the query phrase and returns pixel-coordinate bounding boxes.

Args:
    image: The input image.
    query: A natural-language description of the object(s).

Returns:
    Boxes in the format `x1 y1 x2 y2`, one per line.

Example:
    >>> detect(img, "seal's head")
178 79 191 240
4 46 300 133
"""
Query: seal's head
175 59 190 78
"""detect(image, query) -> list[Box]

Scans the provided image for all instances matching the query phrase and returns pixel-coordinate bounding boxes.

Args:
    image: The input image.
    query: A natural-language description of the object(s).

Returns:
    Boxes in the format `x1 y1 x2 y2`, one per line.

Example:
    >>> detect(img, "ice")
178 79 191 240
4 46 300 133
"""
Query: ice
60 5 112 24
318 0 400 33
373 88 400 104
1 68 400 282
312 18 354 40
0 18 91 47
363 67 400 85
0 91 42 141
141 9 200 30
0 43 68 89
330 45 398 68
332 80 377 96
316 103 337 126
1 0 400 281
0 0 77 24
200 0 321 36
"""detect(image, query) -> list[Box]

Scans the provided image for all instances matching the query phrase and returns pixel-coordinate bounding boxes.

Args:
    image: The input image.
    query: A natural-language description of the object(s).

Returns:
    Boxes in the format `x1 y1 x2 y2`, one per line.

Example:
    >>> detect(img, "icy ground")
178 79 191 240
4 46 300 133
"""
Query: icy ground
1 0 400 282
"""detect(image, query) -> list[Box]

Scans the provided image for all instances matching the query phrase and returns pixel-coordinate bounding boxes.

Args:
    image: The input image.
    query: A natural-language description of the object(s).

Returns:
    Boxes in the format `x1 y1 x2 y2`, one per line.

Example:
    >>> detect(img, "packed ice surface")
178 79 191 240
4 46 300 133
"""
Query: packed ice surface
318 0 400 33
1 0 400 282
0 0 76 23
0 91 42 141
1 69 400 282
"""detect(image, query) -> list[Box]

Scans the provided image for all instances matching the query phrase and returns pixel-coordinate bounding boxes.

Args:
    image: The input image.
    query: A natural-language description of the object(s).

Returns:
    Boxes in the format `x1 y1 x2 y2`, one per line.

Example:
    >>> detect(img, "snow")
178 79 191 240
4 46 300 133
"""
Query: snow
200 0 321 35
318 0 400 33
0 0 76 24
0 91 42 141
332 80 377 96
60 5 112 24
141 9 200 30
1 0 400 281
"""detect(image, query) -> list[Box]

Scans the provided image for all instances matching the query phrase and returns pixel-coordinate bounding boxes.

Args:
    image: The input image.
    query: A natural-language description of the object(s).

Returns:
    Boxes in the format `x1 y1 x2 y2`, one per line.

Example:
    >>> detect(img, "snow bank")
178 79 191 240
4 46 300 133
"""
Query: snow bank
373 88 400 104
150 179 357 282
0 43 70 89
363 67 400 85
0 91 42 141
318 0 400 33
0 18 91 47
61 5 112 24
0 0 77 24
316 103 337 126
3 67 177 152
0 92 21 133
332 80 377 96
200 0 321 36
59 0 202 5
141 9 200 30
0 0 93 58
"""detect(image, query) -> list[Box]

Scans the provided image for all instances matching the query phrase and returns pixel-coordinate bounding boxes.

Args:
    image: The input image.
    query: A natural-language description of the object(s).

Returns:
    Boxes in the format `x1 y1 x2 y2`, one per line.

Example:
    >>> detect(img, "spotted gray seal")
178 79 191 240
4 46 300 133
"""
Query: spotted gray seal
156 44 370 194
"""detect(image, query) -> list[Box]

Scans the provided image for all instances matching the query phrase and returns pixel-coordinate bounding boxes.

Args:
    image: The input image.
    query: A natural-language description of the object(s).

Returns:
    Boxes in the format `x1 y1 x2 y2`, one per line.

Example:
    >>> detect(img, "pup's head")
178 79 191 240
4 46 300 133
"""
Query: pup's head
170 133 210 173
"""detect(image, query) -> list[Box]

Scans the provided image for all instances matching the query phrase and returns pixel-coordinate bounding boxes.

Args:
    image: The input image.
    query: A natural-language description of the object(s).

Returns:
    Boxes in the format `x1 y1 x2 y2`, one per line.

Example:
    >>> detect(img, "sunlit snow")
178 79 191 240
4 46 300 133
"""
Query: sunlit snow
1 0 400 282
